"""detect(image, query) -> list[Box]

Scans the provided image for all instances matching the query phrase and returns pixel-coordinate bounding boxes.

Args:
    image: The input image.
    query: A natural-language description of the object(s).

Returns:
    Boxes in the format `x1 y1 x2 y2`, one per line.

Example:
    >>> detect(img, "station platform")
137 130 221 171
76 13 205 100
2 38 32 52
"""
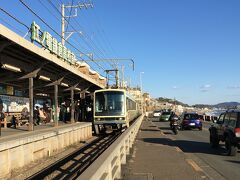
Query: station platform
0 121 84 143
0 121 92 179
122 118 205 180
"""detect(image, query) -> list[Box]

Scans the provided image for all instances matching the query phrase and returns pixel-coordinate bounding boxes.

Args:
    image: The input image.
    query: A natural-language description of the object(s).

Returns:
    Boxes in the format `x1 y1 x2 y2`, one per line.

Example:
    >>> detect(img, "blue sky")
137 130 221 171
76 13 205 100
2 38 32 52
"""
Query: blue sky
1 0 240 105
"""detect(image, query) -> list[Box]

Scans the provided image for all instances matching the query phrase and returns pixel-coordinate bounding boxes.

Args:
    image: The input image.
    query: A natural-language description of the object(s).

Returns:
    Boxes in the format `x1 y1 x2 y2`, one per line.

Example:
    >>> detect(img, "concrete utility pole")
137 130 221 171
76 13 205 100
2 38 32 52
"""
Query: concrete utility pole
105 69 119 88
84 58 134 87
61 2 93 45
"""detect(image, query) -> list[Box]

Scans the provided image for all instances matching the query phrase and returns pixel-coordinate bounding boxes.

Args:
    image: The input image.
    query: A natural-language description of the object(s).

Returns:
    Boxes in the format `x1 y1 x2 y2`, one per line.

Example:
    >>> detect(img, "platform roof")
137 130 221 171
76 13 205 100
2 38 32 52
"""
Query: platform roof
0 24 105 97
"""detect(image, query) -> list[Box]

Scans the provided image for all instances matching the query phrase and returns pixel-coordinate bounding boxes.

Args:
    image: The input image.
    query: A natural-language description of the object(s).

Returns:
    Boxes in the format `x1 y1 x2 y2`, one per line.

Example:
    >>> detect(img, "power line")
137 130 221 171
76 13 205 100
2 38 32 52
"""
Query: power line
0 7 29 30
19 0 106 72
36 0 114 80
37 0 91 54
91 8 118 67
54 0 115 69
65 0 74 33
46 0 112 70
0 16 26 36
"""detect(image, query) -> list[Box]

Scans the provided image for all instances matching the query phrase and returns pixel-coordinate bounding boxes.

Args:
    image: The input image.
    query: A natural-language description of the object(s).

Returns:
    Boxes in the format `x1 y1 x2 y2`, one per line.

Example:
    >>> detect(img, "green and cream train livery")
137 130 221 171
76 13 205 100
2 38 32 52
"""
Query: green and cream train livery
93 89 140 134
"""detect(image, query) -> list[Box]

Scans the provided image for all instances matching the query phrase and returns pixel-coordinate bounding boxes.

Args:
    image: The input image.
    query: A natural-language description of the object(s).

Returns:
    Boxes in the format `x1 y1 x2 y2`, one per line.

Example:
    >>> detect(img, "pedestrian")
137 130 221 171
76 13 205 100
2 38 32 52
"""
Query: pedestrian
39 108 46 124
11 115 17 129
33 106 40 125
60 102 67 123
0 97 4 136
74 102 80 121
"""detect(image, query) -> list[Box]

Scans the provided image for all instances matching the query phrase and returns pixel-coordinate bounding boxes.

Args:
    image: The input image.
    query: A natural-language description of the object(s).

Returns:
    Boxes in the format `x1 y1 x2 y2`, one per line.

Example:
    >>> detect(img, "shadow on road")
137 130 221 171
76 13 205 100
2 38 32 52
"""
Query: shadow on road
163 132 173 135
148 125 157 128
140 128 160 132
143 137 227 156
158 127 171 130
225 160 240 164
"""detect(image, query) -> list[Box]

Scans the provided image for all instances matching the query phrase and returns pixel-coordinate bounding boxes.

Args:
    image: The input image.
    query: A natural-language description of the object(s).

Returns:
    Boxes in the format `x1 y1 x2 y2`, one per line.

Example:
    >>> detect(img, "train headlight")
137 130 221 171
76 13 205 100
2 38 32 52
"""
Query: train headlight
119 118 122 120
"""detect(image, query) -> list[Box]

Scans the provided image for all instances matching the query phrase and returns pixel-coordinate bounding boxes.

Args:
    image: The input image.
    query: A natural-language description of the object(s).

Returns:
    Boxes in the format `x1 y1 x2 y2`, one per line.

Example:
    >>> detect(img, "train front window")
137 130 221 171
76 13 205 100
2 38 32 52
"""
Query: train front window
95 91 125 116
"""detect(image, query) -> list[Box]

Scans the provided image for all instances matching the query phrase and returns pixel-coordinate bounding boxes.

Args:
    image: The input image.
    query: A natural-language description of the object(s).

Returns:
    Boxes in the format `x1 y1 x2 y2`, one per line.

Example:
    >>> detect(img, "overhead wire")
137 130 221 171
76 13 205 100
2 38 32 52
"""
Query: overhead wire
0 16 26 36
0 1 109 81
46 0 113 71
0 7 29 30
18 0 106 72
90 0 119 67
48 0 116 79
47 0 106 66
76 1 110 58
54 0 115 69
35 0 118 82
36 0 112 81
37 0 90 54
64 0 74 33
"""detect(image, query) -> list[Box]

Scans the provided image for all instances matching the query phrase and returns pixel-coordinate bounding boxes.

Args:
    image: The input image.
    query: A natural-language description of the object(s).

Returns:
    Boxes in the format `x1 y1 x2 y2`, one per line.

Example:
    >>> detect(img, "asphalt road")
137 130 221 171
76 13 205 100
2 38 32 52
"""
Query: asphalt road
150 117 240 180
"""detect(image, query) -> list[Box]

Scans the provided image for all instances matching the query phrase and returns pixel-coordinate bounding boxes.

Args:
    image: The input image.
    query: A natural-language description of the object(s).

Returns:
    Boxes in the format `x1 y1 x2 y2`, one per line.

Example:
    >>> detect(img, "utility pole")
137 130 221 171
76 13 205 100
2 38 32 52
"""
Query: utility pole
105 69 119 88
83 58 134 87
61 2 93 45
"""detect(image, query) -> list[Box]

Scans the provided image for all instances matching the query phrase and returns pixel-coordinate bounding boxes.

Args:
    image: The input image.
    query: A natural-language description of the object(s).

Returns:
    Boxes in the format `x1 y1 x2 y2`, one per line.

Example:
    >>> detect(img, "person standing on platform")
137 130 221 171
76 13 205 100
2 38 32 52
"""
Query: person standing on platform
33 106 40 125
0 97 4 136
60 102 67 123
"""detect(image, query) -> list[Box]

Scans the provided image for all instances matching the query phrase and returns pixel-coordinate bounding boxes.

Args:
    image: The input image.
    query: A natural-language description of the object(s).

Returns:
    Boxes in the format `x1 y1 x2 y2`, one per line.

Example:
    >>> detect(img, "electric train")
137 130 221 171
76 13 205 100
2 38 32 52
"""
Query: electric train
93 89 140 134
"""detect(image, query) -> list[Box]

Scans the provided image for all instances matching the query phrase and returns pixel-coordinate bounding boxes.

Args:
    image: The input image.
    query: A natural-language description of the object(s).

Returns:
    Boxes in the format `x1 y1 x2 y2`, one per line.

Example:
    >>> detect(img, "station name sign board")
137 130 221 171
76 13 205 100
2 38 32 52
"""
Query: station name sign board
31 21 76 64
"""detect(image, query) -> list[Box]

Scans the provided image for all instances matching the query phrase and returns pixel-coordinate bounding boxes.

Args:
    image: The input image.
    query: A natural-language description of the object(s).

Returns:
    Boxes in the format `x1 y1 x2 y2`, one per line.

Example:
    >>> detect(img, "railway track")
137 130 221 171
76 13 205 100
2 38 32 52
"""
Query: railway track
26 132 121 180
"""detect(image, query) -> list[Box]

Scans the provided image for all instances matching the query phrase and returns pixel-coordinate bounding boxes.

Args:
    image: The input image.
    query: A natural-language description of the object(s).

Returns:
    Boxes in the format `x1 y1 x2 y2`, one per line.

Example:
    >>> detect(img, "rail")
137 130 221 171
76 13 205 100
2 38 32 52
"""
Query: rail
79 115 144 180
26 132 121 180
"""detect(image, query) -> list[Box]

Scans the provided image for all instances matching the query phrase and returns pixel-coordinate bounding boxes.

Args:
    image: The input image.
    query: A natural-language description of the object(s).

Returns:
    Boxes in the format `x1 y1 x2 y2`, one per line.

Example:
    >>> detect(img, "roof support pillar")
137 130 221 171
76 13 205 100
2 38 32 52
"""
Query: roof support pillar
29 77 34 131
70 88 75 124
64 83 79 124
54 84 58 127
46 77 64 127
19 68 41 131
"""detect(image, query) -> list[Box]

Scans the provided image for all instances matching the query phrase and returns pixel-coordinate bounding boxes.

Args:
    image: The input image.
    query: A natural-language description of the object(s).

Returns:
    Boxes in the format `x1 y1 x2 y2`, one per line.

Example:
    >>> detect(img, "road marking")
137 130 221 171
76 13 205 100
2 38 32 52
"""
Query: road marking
175 146 183 152
186 159 203 172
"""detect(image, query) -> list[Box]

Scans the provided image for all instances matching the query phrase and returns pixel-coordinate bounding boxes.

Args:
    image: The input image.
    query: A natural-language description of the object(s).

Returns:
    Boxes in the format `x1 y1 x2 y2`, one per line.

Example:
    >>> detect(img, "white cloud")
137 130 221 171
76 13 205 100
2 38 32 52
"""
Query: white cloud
200 84 211 92
200 84 211 89
172 86 178 89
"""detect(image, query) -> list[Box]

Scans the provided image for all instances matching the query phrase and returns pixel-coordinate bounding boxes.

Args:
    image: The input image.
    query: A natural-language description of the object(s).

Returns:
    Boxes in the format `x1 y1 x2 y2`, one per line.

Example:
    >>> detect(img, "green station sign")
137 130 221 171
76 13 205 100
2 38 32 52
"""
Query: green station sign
31 21 76 64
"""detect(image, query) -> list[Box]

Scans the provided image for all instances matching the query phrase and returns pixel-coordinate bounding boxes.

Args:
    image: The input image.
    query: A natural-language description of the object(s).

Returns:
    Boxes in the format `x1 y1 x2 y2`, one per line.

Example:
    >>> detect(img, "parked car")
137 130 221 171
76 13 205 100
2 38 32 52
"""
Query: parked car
209 110 240 156
180 112 202 130
159 111 173 121
153 110 162 117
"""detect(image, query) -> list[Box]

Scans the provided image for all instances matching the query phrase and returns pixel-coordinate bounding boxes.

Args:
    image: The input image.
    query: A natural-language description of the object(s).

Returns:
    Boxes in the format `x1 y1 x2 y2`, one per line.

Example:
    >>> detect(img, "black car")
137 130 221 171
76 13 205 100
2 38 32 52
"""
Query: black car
209 110 240 156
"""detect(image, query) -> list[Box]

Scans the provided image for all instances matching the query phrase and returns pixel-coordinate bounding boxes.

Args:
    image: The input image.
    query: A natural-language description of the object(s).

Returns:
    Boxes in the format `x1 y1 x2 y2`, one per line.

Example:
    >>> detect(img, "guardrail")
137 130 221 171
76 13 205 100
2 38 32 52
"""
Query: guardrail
78 115 144 180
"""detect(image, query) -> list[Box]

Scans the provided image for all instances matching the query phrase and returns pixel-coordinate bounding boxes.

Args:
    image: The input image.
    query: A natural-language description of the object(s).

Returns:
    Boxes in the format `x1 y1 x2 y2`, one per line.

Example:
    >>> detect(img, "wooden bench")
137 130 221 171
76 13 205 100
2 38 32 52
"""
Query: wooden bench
0 112 29 128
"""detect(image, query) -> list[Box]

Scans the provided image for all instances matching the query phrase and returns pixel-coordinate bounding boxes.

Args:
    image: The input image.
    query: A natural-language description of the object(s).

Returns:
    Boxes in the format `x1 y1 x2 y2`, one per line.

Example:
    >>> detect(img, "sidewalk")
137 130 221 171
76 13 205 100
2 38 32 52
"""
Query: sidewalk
122 118 205 180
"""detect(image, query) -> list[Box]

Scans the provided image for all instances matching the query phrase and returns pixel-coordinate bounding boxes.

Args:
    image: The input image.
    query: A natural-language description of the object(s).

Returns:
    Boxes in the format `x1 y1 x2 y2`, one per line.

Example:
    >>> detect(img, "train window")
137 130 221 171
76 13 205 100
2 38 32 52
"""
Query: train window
127 97 136 110
95 91 125 116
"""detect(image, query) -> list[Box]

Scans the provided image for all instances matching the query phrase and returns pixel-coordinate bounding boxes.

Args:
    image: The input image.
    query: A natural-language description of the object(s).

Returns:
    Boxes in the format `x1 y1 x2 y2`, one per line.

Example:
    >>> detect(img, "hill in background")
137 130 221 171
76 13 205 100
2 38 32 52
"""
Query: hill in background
157 97 240 109
157 97 189 107
192 102 240 109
